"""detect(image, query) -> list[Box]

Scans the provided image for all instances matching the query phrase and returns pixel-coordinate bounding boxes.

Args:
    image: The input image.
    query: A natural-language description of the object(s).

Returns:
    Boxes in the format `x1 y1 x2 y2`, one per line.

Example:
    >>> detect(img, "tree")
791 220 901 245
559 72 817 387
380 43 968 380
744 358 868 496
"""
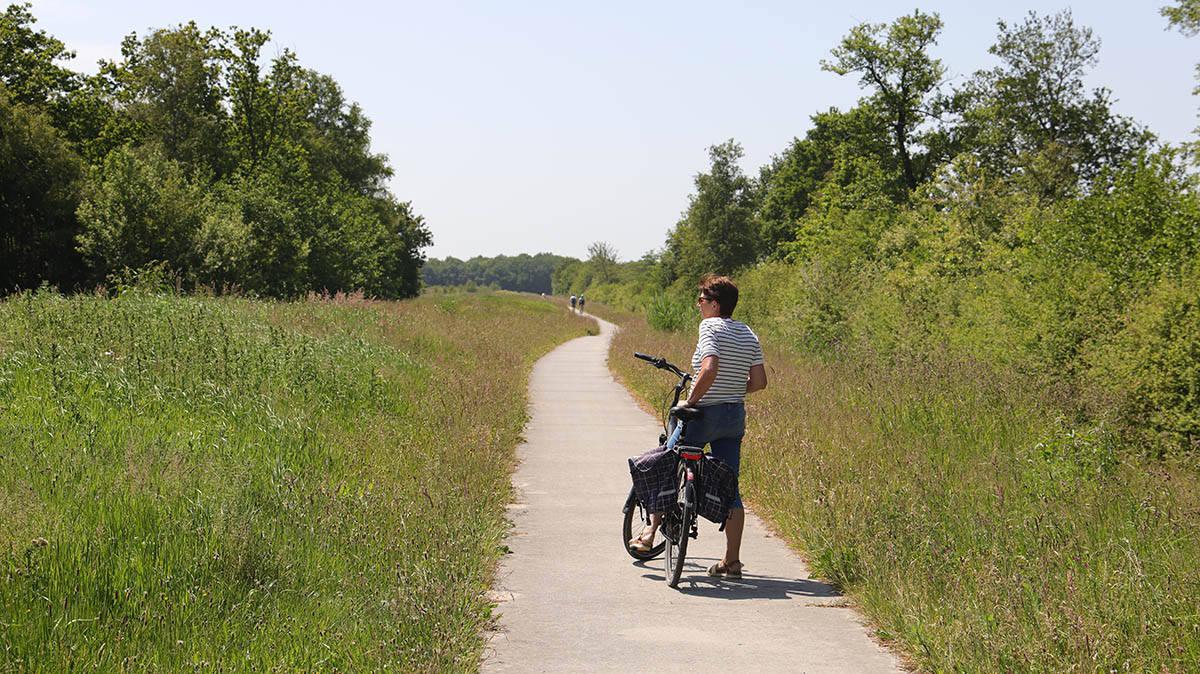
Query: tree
821 10 946 191
223 28 305 170
1 5 433 298
0 84 84 291
665 139 759 281
758 105 903 254
220 166 309 296
0 2 109 155
551 258 587 295
372 197 432 298
587 241 619 284
297 69 391 196
102 23 228 172
1163 0 1200 31
422 256 464 287
424 253 569 294
1164 0 1200 143
960 10 1152 200
0 3 78 109
782 152 899 268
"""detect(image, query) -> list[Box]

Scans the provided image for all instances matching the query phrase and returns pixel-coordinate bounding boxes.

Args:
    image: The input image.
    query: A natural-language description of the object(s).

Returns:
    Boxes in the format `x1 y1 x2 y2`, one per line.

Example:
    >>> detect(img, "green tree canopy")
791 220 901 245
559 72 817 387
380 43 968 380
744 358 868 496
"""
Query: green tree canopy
423 253 569 295
101 22 228 171
1 7 432 298
587 241 619 285
758 105 903 253
0 3 78 108
822 10 946 191
75 145 207 283
0 84 84 291
960 10 1152 200
664 139 759 282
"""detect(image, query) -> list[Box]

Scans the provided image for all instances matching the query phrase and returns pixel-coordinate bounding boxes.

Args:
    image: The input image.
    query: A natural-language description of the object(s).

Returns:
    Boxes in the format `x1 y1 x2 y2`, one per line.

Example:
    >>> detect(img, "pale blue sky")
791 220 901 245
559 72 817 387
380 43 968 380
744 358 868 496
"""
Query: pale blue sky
27 1 1199 261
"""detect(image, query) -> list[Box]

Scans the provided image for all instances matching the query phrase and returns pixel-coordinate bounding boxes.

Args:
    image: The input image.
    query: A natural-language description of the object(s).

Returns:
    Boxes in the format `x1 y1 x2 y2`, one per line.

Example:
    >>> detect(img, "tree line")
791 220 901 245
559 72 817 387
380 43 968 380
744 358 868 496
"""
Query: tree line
1 3 431 297
422 253 573 295
422 242 634 296
580 6 1200 455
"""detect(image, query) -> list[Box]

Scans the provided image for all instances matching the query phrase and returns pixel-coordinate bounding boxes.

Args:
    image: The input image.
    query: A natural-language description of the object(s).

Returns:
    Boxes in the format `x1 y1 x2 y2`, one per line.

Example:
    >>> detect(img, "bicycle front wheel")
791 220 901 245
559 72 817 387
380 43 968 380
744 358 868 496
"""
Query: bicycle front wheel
623 488 665 560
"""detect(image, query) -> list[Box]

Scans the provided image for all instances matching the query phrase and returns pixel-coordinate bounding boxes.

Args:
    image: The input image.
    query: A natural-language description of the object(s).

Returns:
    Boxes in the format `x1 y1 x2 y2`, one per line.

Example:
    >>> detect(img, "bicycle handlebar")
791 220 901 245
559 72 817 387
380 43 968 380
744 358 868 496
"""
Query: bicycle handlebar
633 352 688 378
634 351 695 440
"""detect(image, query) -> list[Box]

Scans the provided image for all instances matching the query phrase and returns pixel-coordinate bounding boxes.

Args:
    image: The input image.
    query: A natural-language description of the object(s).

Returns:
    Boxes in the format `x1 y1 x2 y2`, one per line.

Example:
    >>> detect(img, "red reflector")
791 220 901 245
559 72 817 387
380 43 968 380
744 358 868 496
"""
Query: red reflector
680 451 703 460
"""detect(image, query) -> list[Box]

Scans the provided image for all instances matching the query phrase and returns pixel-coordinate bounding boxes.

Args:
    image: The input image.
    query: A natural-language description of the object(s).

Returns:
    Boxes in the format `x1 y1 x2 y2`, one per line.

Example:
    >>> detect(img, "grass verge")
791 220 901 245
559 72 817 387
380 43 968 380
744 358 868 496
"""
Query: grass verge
0 288 594 672
609 313 1200 673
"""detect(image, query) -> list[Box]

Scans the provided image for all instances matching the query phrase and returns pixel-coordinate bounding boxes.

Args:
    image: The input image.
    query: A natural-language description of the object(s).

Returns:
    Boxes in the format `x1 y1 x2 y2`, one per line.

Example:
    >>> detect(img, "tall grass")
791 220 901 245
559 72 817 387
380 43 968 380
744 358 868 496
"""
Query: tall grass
0 288 594 672
610 314 1200 673
645 296 694 333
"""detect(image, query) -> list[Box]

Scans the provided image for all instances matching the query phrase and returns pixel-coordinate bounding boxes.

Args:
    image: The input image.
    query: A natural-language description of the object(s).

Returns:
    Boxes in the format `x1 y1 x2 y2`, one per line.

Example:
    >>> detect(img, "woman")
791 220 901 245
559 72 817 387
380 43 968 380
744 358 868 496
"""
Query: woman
629 275 766 577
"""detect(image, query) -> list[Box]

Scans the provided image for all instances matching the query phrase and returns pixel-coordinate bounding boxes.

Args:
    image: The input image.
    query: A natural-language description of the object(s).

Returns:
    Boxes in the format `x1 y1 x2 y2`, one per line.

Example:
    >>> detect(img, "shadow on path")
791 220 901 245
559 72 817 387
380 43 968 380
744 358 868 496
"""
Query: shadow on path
632 556 842 601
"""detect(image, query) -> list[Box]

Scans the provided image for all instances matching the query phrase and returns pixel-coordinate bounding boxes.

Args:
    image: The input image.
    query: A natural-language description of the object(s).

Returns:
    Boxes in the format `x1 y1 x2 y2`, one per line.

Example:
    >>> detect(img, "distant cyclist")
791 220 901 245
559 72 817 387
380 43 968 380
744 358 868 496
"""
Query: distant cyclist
570 295 577 312
578 295 585 312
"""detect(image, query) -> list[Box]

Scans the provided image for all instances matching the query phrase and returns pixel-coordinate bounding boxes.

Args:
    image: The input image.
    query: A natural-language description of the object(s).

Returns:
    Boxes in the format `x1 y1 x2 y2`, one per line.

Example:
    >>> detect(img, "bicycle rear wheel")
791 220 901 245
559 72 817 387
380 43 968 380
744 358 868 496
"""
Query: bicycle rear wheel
663 467 693 588
622 488 665 560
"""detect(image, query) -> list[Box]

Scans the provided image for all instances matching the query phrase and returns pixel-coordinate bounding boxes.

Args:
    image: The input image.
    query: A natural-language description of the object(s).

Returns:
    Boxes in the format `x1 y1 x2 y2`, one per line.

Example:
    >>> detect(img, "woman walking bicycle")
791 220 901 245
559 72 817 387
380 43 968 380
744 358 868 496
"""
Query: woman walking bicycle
628 274 766 578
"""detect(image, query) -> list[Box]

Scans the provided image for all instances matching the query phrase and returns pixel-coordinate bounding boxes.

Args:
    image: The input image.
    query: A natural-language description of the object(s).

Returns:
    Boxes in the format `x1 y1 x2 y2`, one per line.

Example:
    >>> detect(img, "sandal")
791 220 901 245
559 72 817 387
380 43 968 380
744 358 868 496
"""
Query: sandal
628 532 654 552
706 560 743 578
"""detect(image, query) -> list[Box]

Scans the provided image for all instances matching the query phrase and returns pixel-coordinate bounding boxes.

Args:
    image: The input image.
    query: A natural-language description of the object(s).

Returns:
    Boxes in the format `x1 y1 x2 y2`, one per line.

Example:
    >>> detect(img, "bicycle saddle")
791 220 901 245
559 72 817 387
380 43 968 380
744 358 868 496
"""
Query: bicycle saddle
670 405 703 421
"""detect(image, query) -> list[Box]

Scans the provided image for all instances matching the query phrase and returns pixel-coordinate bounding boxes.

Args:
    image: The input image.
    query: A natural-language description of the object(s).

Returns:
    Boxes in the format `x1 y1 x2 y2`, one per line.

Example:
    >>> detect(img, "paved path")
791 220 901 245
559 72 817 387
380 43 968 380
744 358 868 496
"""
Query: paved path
483 316 905 674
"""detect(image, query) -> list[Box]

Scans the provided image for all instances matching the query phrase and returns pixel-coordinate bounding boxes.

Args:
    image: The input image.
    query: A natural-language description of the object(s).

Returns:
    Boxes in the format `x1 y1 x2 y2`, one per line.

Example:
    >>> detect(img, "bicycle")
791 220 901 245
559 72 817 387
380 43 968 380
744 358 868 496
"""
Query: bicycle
622 352 705 587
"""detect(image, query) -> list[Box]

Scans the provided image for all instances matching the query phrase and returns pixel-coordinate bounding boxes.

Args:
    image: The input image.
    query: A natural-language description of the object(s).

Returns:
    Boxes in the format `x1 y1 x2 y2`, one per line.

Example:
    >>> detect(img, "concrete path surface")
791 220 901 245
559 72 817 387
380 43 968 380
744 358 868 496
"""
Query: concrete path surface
482 316 905 674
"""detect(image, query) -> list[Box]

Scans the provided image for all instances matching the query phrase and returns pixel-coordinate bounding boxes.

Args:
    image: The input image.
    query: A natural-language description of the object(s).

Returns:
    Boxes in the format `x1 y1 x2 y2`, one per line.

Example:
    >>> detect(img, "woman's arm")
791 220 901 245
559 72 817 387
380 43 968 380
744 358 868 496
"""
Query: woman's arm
746 364 767 393
685 355 718 406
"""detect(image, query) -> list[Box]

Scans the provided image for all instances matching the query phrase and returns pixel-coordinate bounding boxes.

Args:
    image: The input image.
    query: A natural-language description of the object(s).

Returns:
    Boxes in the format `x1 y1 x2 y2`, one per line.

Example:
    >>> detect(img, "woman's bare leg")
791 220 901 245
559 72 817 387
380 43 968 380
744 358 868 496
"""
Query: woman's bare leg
723 507 744 568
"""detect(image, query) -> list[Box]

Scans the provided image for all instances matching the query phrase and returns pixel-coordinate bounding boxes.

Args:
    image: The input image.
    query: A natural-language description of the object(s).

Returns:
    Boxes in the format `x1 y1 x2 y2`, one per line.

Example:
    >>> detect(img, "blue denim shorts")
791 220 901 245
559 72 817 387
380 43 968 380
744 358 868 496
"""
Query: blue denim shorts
680 401 745 509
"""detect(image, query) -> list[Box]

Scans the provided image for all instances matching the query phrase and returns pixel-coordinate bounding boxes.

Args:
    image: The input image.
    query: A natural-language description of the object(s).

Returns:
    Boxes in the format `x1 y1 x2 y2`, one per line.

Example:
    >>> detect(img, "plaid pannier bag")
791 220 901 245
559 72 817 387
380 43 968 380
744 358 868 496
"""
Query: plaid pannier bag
695 454 739 525
628 445 680 513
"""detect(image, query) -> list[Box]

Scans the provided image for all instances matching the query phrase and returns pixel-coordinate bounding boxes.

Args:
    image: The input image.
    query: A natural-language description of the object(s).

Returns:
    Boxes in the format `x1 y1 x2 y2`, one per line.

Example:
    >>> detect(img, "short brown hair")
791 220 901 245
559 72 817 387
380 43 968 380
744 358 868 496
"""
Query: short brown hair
699 274 738 317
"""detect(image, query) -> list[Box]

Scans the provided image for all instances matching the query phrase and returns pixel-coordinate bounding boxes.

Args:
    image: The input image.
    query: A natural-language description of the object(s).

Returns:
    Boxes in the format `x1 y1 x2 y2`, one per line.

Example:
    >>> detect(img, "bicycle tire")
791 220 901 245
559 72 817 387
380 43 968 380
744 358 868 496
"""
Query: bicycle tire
664 466 693 587
622 488 665 560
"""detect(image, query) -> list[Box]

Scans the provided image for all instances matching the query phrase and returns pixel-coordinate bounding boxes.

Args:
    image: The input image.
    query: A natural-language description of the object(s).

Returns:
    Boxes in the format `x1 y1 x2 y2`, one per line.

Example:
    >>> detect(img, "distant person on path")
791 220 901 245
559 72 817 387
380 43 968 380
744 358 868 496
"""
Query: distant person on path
628 275 766 578
570 295 577 312
578 295 585 312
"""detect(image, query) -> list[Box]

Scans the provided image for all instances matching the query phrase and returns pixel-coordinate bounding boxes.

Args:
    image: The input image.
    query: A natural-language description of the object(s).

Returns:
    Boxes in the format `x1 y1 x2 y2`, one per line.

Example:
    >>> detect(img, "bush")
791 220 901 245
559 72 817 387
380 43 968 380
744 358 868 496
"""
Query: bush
192 196 254 289
736 258 861 356
76 145 206 283
1090 266 1200 454
646 295 693 332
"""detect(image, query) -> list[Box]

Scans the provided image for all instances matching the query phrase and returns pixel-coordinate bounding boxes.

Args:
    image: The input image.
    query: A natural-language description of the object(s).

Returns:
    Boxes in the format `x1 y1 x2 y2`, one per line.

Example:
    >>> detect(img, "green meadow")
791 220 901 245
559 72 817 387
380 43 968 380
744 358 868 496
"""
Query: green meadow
0 288 593 672
607 310 1200 674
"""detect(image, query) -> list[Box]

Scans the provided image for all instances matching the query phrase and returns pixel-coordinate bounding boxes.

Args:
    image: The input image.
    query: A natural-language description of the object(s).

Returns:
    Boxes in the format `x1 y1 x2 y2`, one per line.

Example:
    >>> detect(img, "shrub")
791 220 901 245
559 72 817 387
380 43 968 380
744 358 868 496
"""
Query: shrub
646 294 693 332
1090 266 1200 454
76 145 207 283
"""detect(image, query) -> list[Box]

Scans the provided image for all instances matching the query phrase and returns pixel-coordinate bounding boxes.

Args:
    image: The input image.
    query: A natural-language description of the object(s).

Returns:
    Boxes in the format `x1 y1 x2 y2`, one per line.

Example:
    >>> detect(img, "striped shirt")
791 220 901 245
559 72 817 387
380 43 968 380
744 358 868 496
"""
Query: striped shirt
690 317 764 405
